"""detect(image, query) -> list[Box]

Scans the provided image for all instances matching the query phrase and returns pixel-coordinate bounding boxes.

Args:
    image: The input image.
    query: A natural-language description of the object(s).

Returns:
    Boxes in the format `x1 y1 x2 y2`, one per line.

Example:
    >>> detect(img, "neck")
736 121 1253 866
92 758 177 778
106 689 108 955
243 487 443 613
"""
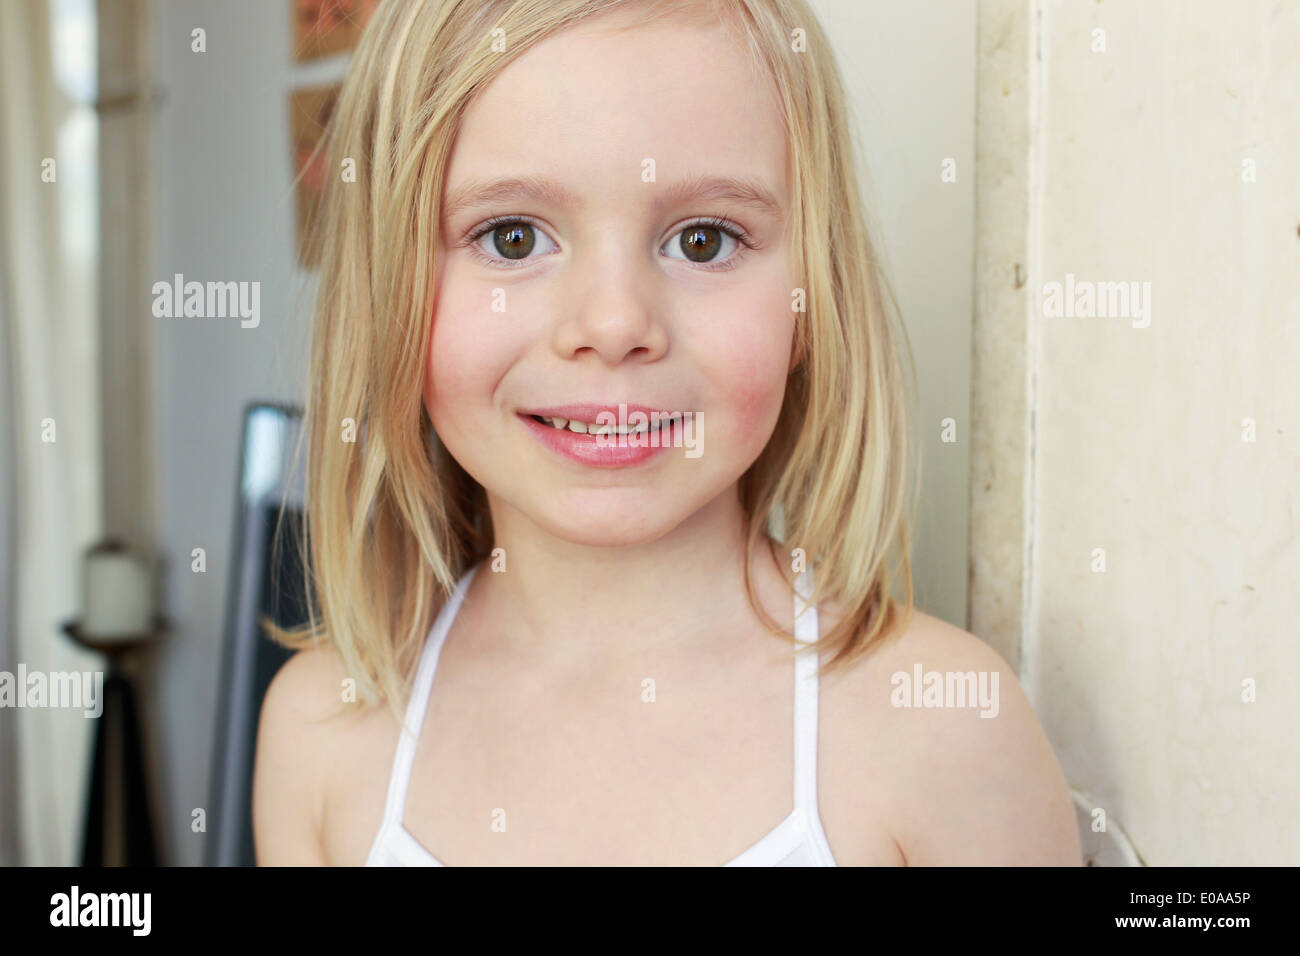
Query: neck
468 486 793 671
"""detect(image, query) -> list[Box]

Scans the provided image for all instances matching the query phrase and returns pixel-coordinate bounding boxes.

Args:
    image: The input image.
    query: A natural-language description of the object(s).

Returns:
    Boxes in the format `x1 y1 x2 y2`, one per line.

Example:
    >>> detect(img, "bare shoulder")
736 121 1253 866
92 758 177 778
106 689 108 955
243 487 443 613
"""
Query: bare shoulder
819 601 1082 866
251 642 358 865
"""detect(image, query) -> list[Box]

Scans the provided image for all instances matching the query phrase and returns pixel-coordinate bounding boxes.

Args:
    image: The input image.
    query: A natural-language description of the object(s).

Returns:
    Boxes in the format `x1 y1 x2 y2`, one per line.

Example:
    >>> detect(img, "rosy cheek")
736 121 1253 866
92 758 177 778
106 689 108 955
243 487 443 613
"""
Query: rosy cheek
726 359 788 446
703 305 794 447
426 279 498 411
425 315 483 432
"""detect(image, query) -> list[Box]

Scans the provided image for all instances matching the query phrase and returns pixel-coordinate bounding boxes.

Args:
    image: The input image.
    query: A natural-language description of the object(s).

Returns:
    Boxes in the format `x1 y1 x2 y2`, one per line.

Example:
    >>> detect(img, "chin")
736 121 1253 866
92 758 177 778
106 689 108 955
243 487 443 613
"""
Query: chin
522 487 711 549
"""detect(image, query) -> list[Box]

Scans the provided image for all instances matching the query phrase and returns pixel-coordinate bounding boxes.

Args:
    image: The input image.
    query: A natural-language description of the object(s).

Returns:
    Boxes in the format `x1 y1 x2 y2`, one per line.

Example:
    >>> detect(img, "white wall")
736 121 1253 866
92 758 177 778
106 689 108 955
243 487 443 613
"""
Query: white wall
812 0 976 624
149 0 320 865
973 0 1300 864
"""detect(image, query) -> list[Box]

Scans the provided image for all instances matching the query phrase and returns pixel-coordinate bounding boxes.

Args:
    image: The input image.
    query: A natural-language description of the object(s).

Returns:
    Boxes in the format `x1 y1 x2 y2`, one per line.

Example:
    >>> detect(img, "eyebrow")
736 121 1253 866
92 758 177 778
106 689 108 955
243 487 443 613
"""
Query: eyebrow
441 173 785 220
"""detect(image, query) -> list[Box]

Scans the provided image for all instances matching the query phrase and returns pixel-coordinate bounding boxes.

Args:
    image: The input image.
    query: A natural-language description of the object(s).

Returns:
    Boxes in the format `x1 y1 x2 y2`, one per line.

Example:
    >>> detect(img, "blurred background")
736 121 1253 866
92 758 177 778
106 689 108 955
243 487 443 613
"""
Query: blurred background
0 0 1295 866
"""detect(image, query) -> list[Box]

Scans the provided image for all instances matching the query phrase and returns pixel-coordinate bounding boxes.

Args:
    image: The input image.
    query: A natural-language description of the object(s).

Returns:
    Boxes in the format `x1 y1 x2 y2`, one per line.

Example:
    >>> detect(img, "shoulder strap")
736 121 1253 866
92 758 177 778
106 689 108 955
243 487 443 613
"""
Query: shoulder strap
792 564 821 815
379 563 480 825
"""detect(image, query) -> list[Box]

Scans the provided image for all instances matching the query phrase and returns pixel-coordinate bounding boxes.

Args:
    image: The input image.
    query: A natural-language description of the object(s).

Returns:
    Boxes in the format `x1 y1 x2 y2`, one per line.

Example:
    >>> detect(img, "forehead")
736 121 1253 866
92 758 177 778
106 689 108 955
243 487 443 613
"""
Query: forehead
442 11 789 209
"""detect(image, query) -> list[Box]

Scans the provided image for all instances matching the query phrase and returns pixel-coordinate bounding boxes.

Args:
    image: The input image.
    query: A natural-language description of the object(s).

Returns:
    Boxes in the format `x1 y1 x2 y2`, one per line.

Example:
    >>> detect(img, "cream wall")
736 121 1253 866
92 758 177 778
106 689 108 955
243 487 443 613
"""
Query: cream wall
973 0 1299 865
812 0 977 626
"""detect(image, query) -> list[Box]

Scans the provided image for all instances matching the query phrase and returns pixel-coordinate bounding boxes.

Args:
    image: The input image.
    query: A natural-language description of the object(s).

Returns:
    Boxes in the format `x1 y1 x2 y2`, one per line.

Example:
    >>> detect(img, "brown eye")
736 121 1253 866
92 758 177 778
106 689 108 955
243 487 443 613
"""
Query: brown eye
679 225 723 262
492 222 536 259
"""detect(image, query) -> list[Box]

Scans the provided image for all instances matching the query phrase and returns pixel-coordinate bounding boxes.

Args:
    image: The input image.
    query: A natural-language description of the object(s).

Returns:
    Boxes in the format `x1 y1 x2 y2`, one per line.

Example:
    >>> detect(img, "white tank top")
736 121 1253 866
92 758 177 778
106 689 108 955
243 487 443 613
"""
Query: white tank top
365 561 838 866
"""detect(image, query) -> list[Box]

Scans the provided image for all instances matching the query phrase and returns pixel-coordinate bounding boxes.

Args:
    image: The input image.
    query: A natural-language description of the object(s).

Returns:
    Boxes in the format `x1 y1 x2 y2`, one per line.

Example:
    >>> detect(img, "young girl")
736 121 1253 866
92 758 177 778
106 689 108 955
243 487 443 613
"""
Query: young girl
253 0 1081 866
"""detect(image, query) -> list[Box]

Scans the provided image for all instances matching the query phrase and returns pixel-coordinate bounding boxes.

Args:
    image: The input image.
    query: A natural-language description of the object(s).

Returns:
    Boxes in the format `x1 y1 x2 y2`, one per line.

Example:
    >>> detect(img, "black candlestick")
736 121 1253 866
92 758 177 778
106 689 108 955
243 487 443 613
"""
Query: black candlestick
61 619 164 867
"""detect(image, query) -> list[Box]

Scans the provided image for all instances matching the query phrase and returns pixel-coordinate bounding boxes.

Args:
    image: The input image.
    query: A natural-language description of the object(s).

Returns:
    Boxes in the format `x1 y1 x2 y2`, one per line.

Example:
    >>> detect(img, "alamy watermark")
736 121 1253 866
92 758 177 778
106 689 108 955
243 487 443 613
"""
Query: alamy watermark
890 664 999 718
1042 273 1151 328
589 404 704 458
0 666 103 718
50 886 150 936
152 273 260 328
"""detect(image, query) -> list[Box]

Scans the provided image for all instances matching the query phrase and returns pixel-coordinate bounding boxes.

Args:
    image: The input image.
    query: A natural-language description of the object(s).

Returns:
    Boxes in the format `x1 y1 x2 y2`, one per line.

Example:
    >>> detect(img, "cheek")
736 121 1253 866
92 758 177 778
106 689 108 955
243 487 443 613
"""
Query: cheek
423 279 513 422
696 283 795 443
424 316 474 418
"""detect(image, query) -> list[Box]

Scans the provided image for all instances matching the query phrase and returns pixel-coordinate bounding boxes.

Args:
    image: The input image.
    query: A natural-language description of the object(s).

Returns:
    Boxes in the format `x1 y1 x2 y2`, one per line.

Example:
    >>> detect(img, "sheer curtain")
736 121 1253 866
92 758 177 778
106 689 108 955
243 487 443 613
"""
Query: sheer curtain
0 0 103 866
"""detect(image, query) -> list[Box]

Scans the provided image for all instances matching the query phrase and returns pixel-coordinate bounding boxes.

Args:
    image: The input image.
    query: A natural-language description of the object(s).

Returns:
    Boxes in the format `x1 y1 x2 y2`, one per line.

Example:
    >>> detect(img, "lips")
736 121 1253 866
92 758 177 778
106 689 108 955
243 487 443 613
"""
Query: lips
524 412 683 438
516 403 686 468
518 403 682 426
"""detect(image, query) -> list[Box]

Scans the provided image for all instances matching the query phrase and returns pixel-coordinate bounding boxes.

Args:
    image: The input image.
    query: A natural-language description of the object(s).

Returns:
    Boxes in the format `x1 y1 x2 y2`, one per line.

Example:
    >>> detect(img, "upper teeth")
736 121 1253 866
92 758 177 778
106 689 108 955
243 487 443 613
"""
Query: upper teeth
536 414 681 435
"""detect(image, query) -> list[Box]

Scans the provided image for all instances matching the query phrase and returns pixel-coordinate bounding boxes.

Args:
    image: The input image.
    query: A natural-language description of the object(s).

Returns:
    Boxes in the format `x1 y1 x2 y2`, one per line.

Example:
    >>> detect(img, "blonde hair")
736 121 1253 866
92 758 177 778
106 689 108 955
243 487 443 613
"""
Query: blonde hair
269 0 920 723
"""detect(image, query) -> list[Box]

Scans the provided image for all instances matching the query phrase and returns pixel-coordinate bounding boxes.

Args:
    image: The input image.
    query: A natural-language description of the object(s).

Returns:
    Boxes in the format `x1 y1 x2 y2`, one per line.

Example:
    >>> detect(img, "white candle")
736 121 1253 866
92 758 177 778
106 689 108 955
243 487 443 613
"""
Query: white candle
83 546 154 641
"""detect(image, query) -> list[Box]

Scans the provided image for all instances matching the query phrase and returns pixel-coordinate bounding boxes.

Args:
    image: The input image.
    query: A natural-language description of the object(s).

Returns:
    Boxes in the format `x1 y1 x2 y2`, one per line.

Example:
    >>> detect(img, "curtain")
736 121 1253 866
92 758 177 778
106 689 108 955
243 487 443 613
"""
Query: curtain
0 0 103 866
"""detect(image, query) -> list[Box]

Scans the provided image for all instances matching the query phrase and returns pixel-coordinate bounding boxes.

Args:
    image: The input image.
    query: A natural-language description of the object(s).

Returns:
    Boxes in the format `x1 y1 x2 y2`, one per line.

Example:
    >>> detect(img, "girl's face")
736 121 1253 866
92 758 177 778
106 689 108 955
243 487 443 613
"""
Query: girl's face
425 10 795 547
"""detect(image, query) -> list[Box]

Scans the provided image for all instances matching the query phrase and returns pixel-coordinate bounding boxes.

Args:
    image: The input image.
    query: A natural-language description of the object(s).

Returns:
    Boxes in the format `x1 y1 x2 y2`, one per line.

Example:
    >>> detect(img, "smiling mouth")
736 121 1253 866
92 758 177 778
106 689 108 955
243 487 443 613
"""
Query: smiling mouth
524 412 683 436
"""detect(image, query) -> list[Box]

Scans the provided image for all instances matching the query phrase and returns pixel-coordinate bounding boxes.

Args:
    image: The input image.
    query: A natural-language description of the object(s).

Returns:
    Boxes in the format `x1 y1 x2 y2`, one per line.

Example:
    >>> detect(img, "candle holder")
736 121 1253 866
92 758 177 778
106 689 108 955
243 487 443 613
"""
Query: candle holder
61 616 167 867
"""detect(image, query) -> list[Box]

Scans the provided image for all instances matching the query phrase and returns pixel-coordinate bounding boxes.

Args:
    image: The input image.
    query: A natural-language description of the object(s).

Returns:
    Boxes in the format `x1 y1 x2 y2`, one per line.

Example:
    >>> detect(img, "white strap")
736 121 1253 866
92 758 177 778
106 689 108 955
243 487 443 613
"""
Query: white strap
380 563 480 824
792 564 820 816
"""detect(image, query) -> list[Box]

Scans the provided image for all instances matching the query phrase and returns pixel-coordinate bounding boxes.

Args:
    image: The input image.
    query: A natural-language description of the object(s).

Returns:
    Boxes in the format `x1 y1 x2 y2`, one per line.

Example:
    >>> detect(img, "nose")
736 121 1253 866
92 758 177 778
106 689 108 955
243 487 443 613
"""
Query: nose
550 257 669 366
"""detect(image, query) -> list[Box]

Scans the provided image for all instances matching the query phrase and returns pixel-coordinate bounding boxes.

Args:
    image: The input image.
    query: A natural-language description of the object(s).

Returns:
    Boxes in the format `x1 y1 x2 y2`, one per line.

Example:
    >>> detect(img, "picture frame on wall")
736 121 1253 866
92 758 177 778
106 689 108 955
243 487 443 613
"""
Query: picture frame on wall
293 0 383 61
289 84 340 268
